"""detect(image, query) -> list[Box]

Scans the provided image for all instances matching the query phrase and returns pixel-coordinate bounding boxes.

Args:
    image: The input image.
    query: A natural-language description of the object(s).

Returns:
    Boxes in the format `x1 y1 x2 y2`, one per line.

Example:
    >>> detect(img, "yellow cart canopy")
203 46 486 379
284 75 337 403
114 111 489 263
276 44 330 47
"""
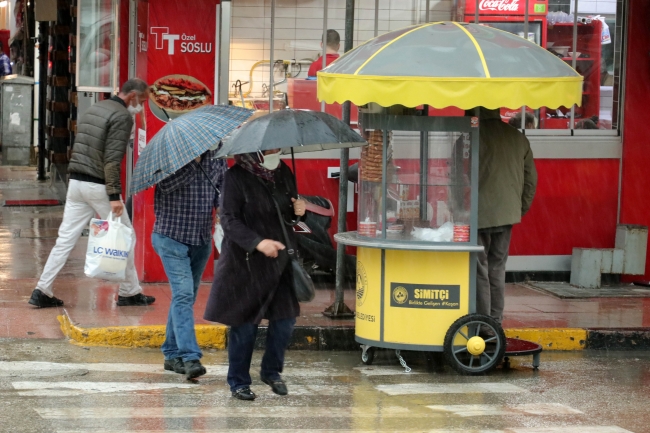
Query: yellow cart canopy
317 22 583 110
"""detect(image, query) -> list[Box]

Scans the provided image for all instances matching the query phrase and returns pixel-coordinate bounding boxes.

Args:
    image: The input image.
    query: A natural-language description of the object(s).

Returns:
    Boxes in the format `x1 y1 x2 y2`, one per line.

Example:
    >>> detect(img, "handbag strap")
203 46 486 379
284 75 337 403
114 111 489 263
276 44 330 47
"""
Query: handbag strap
256 177 295 257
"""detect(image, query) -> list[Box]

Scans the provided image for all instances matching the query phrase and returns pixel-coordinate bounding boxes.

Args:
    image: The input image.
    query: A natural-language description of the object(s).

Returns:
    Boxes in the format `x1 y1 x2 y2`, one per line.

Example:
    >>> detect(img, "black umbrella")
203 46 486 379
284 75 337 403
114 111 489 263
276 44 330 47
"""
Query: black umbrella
216 109 367 189
217 109 364 151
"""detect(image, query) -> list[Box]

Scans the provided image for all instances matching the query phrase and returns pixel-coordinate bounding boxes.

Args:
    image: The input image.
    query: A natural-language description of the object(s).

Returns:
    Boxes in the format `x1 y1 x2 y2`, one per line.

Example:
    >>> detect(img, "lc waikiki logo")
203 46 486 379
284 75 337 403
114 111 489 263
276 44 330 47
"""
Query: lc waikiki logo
93 247 129 258
150 27 213 55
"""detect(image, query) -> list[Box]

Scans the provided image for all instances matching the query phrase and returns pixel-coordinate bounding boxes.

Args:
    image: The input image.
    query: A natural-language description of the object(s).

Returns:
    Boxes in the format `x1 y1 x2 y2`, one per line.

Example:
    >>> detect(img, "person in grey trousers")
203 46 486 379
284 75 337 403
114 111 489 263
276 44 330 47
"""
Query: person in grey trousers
474 107 537 323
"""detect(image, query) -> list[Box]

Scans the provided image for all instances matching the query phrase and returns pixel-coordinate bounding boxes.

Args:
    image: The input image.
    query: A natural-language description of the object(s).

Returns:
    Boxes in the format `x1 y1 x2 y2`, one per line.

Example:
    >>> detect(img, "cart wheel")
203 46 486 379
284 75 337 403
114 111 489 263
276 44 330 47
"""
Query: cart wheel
443 314 506 375
361 345 375 365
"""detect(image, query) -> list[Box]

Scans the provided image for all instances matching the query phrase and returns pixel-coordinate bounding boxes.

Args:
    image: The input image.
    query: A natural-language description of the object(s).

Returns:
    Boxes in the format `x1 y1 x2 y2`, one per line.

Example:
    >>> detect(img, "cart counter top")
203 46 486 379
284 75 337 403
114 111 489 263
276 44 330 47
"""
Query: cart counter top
334 232 485 252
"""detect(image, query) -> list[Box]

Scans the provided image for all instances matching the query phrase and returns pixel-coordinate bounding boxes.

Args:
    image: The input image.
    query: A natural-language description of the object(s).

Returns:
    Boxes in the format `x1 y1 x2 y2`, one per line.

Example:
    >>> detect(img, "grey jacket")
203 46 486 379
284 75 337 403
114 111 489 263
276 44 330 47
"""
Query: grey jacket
478 109 537 229
68 98 133 200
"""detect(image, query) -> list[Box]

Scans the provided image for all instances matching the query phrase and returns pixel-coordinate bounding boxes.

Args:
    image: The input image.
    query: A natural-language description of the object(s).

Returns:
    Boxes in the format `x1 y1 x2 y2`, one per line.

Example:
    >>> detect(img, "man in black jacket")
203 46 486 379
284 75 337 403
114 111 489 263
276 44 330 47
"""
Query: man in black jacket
29 78 156 308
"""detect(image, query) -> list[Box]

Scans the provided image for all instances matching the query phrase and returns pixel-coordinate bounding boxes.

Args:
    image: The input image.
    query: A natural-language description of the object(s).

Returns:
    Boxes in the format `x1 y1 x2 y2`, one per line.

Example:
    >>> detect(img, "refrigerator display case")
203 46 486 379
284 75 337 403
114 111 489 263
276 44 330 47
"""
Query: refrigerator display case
543 20 602 129
458 0 548 125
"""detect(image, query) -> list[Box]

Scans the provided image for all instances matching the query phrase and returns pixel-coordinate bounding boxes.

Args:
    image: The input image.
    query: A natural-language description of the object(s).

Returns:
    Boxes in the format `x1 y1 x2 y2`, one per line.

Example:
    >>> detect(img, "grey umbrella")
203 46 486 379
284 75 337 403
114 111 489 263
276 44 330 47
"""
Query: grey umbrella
216 109 366 159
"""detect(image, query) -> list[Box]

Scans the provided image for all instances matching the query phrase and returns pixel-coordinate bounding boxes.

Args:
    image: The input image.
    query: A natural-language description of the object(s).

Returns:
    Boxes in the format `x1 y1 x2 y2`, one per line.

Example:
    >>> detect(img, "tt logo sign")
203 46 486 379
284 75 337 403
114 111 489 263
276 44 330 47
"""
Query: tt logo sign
150 27 213 55
150 27 180 55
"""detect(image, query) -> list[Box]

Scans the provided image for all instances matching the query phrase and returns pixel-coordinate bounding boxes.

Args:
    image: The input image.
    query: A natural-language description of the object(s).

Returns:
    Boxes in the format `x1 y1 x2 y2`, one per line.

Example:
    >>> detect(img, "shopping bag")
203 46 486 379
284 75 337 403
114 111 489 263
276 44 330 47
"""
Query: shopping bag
84 212 133 281
213 221 224 254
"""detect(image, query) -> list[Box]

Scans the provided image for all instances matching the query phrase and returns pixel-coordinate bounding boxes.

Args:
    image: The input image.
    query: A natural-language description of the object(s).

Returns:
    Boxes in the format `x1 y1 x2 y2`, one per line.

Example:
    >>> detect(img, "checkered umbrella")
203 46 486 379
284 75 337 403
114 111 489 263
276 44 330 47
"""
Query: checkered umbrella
131 105 253 195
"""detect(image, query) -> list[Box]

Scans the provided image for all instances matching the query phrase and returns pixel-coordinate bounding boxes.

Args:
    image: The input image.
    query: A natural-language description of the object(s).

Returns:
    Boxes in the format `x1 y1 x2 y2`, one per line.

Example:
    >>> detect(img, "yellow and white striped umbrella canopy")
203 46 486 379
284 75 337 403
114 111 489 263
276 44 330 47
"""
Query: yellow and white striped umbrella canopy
317 22 583 110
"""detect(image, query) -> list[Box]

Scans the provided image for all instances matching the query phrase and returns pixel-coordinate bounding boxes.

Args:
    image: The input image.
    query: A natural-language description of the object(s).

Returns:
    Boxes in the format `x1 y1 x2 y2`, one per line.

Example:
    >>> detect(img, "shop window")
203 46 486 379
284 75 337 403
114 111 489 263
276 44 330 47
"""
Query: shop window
456 0 623 135
77 0 117 92
229 0 625 136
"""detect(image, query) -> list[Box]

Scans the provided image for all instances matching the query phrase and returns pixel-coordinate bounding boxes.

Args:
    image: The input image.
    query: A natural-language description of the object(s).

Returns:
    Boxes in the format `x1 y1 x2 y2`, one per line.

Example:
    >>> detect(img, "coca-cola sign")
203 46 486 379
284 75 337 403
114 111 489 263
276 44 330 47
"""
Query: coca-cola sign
462 0 546 15
479 0 520 12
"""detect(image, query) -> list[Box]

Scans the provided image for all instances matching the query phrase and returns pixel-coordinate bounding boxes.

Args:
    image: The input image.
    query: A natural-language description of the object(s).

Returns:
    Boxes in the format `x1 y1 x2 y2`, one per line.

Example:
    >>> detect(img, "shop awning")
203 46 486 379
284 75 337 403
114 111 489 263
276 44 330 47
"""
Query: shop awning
317 22 583 110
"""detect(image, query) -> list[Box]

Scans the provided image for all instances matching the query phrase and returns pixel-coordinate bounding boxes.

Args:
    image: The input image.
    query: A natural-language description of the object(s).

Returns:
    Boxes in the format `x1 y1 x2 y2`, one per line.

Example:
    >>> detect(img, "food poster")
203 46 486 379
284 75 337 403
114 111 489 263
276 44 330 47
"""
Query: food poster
145 0 219 140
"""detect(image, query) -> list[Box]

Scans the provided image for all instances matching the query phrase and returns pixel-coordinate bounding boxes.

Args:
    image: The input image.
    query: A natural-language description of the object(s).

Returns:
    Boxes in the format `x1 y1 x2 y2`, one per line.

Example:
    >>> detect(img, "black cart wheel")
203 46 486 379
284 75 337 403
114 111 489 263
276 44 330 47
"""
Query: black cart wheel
443 314 506 375
361 346 375 365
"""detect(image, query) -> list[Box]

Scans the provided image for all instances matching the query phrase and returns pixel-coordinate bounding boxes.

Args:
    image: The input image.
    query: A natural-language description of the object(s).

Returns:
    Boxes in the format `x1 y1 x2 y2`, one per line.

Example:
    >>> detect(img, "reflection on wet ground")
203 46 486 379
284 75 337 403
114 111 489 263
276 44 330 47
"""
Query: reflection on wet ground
0 340 647 433
0 166 649 340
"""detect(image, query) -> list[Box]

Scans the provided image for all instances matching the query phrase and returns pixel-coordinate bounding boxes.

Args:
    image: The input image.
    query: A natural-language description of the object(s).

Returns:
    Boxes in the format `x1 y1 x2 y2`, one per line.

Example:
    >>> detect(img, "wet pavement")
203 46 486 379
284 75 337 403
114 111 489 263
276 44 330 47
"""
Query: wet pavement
1 167 650 342
0 339 647 433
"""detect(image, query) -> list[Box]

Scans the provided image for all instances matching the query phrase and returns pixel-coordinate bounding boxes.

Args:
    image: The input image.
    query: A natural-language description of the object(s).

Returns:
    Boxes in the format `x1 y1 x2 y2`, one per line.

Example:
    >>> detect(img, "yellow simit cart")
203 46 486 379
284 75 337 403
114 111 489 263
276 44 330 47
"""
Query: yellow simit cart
318 22 583 374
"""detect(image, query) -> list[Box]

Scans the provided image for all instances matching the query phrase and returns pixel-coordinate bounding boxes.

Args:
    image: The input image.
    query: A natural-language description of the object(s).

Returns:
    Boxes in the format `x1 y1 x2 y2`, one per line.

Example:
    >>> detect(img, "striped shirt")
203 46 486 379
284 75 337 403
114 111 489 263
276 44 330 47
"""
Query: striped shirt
153 150 226 245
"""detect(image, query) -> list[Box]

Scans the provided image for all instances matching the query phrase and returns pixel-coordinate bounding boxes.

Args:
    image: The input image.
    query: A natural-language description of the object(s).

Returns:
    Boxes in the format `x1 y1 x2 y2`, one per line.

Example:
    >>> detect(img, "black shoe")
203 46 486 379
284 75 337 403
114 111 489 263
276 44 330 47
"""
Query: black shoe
184 360 206 380
232 386 256 400
164 357 185 374
261 376 288 396
116 293 156 306
28 289 64 308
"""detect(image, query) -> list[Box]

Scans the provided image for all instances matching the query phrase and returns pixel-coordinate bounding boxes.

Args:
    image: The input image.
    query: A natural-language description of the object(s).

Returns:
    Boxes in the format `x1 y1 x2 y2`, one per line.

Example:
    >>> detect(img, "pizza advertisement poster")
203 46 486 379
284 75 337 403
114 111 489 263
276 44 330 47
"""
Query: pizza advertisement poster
145 0 219 136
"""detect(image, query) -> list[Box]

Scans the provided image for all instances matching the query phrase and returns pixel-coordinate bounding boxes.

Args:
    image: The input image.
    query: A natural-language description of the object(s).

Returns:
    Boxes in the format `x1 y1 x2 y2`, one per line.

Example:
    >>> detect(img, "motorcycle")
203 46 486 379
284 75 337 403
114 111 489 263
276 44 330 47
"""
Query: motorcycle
295 195 356 282
293 163 361 282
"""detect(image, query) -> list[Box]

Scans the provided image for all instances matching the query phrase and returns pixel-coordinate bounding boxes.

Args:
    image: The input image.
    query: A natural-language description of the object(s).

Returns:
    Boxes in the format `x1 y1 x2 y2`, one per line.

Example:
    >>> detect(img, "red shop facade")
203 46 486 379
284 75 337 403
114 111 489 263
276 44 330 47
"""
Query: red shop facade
114 0 650 284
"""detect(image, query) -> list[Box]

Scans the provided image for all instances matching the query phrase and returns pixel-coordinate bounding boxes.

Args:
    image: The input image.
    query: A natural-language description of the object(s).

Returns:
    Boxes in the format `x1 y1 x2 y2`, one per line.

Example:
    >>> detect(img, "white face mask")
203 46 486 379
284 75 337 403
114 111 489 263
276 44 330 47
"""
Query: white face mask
259 151 281 170
128 103 143 115
127 95 144 115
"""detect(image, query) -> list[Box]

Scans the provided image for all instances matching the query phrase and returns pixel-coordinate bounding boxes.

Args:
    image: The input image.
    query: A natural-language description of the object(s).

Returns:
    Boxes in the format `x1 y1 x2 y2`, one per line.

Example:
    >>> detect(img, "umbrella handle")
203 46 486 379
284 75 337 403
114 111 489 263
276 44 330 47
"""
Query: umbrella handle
198 162 220 195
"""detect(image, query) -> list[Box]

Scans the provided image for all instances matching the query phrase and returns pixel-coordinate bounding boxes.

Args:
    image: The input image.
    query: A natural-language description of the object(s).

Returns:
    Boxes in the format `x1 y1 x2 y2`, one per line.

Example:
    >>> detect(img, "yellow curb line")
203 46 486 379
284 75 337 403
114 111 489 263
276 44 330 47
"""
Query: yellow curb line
505 328 587 351
57 314 227 350
58 311 586 352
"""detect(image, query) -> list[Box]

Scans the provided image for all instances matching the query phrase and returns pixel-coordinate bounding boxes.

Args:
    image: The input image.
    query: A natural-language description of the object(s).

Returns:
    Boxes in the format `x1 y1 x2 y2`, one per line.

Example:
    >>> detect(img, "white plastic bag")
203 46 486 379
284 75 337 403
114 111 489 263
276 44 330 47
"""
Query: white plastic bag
213 222 224 253
84 212 133 281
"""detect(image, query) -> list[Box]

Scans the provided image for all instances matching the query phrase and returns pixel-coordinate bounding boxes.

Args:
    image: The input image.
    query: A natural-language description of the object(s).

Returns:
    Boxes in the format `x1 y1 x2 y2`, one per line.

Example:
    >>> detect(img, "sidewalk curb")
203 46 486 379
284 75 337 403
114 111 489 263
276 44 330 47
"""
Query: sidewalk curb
59 312 596 351
505 328 587 351
59 313 649 351
57 314 227 349
586 328 650 350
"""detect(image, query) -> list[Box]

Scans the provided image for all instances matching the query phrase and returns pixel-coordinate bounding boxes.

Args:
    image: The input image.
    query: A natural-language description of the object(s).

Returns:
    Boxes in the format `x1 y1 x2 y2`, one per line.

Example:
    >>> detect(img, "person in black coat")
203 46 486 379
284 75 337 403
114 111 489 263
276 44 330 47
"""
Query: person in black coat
203 149 306 401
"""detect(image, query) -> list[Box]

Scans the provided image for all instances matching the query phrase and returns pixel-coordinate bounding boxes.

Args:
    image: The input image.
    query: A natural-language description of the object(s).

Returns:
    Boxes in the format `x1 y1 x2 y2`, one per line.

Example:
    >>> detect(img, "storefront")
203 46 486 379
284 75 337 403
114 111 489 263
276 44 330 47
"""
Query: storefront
69 0 648 283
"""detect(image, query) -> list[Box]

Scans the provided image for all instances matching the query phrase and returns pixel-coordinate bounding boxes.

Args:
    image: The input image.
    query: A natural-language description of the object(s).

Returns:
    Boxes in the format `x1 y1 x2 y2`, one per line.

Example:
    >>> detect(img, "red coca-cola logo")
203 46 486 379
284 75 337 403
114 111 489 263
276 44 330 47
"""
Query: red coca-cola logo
479 0 521 12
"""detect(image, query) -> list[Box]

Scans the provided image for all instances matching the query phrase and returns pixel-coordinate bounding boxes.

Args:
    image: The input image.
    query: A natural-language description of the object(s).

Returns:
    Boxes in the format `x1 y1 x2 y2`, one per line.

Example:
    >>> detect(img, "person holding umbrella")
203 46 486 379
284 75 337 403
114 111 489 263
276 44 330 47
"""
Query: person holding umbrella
131 104 254 380
152 149 226 380
204 149 307 400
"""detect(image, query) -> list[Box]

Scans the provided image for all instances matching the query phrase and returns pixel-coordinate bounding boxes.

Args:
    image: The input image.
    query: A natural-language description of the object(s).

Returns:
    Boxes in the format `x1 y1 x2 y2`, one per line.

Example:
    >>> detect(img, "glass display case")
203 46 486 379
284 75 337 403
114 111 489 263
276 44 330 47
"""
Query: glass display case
355 112 478 247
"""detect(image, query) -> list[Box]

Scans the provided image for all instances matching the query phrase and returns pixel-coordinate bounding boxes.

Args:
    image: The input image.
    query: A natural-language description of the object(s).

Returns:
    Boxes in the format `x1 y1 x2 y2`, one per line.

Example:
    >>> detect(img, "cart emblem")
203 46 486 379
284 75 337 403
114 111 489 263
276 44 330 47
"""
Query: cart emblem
356 261 368 307
392 286 409 305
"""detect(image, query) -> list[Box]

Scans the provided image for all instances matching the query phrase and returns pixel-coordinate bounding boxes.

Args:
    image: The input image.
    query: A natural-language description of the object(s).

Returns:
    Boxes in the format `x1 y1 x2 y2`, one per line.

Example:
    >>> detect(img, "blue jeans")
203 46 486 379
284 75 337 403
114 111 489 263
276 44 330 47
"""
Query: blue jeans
227 317 296 392
152 233 212 362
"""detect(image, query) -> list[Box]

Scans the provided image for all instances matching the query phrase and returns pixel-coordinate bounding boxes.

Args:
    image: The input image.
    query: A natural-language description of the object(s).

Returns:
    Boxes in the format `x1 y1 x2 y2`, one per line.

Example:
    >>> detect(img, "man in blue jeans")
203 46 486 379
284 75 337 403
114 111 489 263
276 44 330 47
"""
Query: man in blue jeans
152 150 226 380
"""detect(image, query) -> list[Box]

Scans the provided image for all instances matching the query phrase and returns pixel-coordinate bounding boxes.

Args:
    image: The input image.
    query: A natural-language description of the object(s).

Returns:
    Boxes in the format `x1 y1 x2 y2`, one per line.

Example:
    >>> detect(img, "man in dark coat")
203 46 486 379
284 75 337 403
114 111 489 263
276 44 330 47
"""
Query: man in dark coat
204 150 306 401
475 107 537 323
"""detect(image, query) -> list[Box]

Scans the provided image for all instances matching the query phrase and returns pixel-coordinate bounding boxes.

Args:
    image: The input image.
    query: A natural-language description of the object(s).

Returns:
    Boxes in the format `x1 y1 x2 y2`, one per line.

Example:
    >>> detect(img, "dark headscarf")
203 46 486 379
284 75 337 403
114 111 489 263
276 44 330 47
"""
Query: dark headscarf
234 152 276 181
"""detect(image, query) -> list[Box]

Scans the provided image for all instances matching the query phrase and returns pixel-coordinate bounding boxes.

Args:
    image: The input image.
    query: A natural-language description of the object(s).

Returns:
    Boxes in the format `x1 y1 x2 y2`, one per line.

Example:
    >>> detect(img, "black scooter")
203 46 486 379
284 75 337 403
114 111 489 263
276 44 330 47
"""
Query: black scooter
293 163 360 282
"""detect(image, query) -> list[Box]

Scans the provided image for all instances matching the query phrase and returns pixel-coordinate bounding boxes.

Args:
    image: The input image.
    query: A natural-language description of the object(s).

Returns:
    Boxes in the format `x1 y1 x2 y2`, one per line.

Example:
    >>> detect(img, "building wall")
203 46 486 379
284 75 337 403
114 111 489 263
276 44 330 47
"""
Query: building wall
620 0 650 280
229 0 453 99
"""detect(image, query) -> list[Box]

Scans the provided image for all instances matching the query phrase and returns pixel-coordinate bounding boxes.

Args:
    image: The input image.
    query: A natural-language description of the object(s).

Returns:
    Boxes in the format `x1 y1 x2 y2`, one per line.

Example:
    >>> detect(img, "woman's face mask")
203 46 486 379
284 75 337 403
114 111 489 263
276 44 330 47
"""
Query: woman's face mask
259 151 281 170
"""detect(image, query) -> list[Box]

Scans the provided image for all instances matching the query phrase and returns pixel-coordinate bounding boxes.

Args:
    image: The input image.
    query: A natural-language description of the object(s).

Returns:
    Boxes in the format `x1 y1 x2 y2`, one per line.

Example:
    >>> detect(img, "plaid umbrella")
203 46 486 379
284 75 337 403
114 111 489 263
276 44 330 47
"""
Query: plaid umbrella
131 105 253 195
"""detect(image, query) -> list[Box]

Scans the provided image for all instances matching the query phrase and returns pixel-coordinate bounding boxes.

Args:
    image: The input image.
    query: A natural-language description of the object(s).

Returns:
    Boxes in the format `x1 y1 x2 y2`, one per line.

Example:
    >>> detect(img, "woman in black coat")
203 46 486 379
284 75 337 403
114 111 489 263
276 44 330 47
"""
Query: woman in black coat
203 149 306 401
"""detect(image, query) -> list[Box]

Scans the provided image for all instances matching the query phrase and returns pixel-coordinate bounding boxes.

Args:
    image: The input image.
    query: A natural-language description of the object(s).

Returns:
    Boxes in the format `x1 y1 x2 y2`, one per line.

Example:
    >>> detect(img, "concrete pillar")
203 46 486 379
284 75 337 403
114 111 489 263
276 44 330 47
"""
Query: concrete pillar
570 248 602 288
615 225 648 275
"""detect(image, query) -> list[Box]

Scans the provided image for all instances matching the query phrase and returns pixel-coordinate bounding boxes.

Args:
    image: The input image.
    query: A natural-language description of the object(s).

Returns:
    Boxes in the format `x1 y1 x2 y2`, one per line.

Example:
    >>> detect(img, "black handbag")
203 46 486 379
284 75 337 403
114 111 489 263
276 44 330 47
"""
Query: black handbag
269 194 316 303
